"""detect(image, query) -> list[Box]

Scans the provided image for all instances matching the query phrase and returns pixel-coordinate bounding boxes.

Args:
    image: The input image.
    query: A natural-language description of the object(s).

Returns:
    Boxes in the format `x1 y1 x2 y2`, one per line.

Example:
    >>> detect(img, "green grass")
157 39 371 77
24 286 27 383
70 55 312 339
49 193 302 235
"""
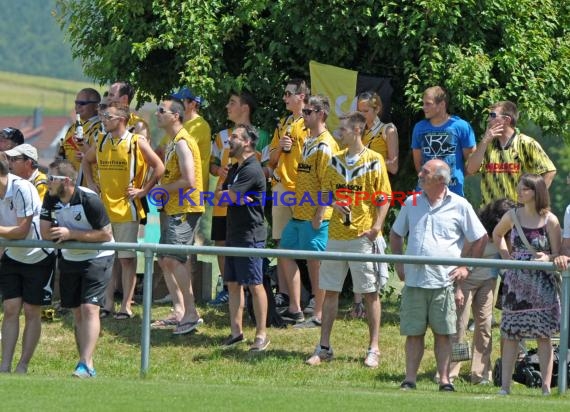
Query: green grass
0 71 103 116
0 290 568 411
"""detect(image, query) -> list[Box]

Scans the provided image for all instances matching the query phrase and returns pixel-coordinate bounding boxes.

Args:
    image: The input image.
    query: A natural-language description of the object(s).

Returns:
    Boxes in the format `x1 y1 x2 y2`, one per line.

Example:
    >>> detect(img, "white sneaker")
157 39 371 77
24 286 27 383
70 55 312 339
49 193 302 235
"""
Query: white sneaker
364 349 380 368
306 345 333 366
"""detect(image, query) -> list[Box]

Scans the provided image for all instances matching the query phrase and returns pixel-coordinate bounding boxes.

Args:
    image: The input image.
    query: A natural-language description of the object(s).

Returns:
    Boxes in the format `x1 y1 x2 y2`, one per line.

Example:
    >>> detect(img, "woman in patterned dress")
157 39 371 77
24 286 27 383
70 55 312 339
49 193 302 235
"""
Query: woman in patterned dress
492 173 561 395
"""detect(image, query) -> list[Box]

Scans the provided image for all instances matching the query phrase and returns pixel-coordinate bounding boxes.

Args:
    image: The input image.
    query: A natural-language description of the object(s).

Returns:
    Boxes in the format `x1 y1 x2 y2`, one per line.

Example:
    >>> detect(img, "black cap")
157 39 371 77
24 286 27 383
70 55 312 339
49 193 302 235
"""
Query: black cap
0 127 24 145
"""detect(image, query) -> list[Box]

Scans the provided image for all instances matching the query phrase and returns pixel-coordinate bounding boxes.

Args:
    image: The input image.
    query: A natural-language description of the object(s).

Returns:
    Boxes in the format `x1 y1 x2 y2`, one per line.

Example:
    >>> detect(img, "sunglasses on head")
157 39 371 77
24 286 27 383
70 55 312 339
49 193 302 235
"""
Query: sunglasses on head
47 175 68 182
75 100 99 106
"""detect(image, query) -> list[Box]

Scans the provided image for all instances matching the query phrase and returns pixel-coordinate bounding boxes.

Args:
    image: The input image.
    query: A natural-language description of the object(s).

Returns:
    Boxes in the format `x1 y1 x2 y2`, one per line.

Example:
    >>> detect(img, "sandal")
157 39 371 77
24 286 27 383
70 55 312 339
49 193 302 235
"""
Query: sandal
99 309 112 319
151 318 179 328
114 312 134 320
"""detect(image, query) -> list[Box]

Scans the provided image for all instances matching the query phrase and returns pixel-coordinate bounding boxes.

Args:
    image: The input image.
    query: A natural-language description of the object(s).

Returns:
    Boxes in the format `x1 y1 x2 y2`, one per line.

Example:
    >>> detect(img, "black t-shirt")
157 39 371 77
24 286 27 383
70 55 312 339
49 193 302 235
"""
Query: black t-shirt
223 155 266 243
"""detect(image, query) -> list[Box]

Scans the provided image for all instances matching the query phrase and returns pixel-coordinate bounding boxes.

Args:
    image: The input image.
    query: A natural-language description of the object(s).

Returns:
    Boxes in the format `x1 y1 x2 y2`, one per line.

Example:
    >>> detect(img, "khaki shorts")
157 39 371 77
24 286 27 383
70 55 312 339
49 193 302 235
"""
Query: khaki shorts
111 221 139 258
271 182 293 240
320 237 379 294
399 285 457 336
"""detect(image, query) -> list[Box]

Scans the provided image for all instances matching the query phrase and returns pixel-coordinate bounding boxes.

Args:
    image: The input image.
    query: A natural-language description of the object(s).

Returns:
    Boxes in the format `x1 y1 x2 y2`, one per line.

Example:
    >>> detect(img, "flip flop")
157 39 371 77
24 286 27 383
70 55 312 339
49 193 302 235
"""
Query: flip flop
114 312 133 320
172 318 204 335
151 318 179 328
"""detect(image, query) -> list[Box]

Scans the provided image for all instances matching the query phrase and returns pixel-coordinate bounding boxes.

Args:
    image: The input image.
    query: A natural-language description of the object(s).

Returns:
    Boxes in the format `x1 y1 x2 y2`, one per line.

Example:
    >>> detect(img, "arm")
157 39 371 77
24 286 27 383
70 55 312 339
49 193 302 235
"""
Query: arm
412 149 422 173
158 140 196 192
129 137 165 198
361 202 390 241
492 212 514 260
132 121 148 139
385 125 399 175
449 234 489 282
81 146 99 193
542 170 556 189
48 222 113 244
465 122 503 175
389 229 405 281
0 215 33 239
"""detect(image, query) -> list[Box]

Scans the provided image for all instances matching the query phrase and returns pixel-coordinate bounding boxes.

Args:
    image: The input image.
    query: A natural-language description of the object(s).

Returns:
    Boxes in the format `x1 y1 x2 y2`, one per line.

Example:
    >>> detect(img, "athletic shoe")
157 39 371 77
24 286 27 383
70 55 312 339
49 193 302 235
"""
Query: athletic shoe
72 362 96 378
293 317 321 329
364 349 380 368
280 309 304 324
400 381 416 390
208 289 229 306
221 334 246 348
249 336 270 352
306 345 333 366
303 297 315 315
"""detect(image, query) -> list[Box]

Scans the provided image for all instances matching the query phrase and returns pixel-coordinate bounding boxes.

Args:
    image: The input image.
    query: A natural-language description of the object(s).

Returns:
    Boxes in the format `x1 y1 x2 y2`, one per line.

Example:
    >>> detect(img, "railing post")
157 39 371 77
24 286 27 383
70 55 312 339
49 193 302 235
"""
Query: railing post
140 248 154 377
558 268 569 393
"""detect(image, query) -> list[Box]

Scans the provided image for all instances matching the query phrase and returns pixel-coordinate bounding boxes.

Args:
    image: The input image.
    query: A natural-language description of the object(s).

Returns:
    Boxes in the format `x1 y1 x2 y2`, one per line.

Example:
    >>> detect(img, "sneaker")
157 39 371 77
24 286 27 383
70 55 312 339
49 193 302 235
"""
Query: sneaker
293 317 322 329
208 289 229 306
303 297 315 315
154 294 172 304
280 309 304 324
306 345 333 366
274 293 289 308
497 389 510 396
364 349 380 368
249 336 270 352
172 318 204 335
221 333 245 348
72 362 96 378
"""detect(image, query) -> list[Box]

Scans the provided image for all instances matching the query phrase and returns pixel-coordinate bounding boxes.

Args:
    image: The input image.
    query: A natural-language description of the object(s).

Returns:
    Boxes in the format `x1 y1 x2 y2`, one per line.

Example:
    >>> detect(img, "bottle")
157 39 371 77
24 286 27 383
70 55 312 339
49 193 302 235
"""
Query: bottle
58 138 66 159
75 113 84 142
282 125 293 153
344 210 352 226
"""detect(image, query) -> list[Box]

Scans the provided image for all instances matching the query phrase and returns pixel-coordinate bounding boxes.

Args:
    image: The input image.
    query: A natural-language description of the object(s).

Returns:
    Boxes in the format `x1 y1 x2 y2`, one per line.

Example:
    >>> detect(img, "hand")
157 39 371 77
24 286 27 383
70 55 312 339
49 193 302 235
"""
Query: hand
127 186 145 200
218 165 229 180
449 266 470 282
50 227 71 243
74 151 84 161
333 201 350 217
280 135 293 151
482 123 504 144
359 227 379 241
532 252 550 262
554 255 570 270
311 215 323 230
454 287 465 308
88 183 101 195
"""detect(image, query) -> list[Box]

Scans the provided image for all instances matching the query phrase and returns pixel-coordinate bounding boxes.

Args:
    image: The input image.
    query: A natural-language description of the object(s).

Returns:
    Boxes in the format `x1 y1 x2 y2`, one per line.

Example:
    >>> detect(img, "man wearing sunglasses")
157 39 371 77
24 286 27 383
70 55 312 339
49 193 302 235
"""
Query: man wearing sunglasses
82 103 164 320
107 81 150 140
58 88 101 185
0 153 55 374
5 143 48 201
465 100 556 206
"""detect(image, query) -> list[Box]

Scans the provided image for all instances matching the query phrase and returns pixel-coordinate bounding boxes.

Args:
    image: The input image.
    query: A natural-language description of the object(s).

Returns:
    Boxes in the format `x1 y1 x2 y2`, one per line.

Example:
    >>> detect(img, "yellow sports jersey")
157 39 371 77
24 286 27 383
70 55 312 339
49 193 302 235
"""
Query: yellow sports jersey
30 169 48 202
479 132 556 206
184 116 211 192
362 118 394 160
210 128 234 217
96 131 149 223
61 115 101 178
323 148 392 240
127 112 150 139
269 115 309 191
162 128 204 215
292 130 339 221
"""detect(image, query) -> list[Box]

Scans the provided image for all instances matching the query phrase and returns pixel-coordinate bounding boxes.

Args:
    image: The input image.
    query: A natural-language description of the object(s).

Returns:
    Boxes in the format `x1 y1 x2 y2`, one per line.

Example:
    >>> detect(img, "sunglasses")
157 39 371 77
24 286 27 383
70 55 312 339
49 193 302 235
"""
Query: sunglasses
47 175 68 182
488 112 510 119
302 108 320 116
98 103 108 110
283 90 298 97
157 107 174 114
75 100 99 106
101 112 122 120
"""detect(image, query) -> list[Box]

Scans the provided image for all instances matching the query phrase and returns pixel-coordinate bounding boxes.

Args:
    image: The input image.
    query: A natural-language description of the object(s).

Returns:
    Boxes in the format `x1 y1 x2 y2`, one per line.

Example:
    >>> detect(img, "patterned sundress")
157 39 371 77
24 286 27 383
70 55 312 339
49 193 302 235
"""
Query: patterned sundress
500 217 560 339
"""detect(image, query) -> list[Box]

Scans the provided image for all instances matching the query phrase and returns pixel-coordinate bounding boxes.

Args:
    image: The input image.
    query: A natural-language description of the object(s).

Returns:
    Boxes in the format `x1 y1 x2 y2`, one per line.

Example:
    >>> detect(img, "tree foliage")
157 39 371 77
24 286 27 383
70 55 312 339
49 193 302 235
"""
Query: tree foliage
55 0 570 137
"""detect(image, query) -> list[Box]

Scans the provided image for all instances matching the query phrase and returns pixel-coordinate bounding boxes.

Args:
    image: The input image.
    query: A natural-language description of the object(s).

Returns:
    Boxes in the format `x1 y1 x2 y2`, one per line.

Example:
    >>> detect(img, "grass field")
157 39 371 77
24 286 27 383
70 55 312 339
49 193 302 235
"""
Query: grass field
0 70 102 116
0 288 567 411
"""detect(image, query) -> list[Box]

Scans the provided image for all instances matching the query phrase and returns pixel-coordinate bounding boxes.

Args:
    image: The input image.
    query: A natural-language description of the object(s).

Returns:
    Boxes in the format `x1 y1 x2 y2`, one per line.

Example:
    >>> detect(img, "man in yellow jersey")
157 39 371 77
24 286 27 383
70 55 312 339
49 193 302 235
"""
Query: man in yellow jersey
209 90 266 306
268 79 310 309
279 95 339 328
5 144 48 201
107 81 150 140
306 112 391 369
58 88 101 185
465 100 556 206
153 98 204 335
82 104 164 319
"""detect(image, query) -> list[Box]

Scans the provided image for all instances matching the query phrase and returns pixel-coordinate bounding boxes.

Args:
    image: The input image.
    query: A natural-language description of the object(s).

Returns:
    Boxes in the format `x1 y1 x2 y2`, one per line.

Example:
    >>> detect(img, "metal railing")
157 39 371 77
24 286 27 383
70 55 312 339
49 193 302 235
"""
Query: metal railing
0 239 568 393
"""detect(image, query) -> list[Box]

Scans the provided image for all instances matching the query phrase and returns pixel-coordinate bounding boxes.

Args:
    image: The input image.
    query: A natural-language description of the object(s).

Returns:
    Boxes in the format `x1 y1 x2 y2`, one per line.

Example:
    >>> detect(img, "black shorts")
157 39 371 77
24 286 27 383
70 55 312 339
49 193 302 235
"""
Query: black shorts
59 255 113 308
210 216 227 242
0 253 55 306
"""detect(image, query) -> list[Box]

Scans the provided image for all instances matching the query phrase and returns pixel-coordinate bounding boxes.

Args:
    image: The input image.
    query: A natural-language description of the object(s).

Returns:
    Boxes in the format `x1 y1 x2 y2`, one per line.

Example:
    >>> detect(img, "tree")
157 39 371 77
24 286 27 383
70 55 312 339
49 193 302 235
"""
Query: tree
55 0 570 191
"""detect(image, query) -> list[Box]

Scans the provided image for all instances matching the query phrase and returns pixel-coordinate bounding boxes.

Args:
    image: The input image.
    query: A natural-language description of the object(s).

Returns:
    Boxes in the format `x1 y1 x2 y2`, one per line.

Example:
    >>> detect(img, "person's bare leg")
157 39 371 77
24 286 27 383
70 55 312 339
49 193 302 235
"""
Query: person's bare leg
15 303 42 373
227 282 243 337
249 284 268 339
307 259 324 320
500 338 519 393
404 335 425 383
363 292 380 352
168 258 199 324
0 298 22 372
537 337 553 393
319 290 339 348
119 256 136 315
434 333 452 385
283 257 301 313
77 304 101 370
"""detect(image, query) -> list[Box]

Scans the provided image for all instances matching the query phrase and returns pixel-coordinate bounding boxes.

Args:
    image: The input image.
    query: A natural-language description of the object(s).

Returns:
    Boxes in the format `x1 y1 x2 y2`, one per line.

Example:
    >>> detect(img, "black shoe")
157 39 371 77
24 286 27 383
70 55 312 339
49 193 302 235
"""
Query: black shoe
280 309 304 324
439 383 455 392
400 381 416 390
221 334 245 348
274 293 289 308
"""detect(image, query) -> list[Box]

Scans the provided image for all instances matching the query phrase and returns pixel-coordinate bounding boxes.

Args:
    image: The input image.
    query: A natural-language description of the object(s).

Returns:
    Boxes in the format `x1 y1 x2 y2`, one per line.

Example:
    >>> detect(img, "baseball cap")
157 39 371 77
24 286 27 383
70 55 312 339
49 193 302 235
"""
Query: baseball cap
171 87 204 105
4 143 38 162
0 127 25 145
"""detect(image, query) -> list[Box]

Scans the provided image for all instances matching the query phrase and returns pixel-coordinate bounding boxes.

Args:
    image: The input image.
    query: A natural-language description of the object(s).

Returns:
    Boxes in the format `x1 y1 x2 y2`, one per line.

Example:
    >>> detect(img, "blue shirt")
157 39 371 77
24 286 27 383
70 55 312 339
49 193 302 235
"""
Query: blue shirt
411 115 475 196
391 190 487 288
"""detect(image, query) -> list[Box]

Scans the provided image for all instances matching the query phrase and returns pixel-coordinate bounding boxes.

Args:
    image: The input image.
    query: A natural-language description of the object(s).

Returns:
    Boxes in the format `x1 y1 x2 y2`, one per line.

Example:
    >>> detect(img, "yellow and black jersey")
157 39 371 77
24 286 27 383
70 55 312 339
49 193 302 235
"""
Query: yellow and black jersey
61 116 101 178
292 130 339 221
323 148 391 240
362 118 394 161
269 115 309 191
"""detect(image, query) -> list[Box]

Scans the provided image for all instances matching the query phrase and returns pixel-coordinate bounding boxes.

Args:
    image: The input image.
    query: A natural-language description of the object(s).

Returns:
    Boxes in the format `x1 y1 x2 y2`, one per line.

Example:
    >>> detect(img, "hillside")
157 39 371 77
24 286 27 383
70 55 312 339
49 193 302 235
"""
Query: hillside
0 0 86 81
